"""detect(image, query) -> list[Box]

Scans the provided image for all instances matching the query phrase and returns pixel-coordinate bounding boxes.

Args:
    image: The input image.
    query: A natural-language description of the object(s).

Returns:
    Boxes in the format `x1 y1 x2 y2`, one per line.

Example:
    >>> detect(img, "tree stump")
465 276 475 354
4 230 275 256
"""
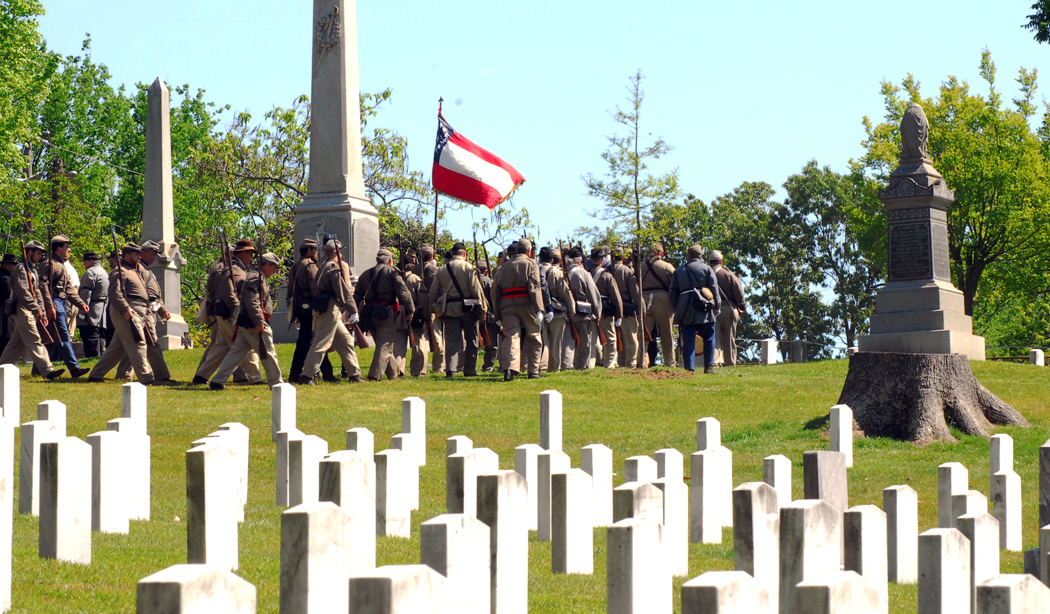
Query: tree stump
837 352 1029 444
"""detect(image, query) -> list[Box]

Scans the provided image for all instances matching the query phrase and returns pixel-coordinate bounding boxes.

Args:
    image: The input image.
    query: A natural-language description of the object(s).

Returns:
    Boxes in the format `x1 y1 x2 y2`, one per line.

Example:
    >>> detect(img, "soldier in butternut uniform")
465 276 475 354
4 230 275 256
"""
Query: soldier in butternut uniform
591 245 623 368
193 239 263 384
611 247 643 368
286 238 336 382
0 241 65 379
477 259 500 372
400 252 431 377
418 244 444 374
565 247 603 371
301 240 364 384
640 243 677 367
493 238 544 381
356 248 414 381
87 243 154 384
540 247 576 373
210 252 284 389
39 235 91 377
116 240 172 382
428 242 484 378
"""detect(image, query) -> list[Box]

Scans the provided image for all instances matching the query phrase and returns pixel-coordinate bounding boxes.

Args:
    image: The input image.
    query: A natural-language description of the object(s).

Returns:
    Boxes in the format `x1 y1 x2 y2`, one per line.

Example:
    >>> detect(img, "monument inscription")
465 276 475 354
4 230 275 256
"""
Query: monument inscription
888 221 932 281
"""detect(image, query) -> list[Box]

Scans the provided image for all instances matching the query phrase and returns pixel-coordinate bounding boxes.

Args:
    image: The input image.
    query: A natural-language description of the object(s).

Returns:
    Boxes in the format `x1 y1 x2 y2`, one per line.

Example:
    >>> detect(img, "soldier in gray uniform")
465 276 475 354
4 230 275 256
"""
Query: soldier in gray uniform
210 252 284 389
358 248 414 381
0 241 65 379
87 243 154 384
77 251 109 358
565 247 603 371
591 245 623 368
301 240 365 384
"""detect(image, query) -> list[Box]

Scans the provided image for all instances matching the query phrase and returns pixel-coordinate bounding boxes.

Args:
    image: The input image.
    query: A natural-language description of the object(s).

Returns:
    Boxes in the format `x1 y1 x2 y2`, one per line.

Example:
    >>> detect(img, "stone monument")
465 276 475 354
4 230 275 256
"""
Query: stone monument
840 103 1028 444
858 103 984 360
274 0 380 343
143 77 188 350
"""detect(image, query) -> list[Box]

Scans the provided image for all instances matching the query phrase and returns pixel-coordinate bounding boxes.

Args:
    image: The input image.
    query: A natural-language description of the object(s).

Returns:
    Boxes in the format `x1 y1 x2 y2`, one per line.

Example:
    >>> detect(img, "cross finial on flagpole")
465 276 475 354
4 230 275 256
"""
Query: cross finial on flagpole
438 96 443 116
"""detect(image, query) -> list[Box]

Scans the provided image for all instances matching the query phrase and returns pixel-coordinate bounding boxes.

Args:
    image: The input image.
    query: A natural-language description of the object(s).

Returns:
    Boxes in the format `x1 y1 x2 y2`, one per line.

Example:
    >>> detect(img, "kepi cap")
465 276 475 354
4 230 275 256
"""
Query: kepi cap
687 243 704 258
299 238 317 249
50 234 71 247
24 240 46 252
140 240 161 252
259 252 281 267
122 242 142 253
708 250 724 262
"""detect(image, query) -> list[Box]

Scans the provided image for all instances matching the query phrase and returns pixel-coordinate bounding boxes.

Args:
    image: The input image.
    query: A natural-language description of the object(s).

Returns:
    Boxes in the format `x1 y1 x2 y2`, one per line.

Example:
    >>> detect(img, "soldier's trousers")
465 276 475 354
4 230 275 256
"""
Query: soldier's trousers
645 290 676 367
212 325 283 385
716 304 740 366
303 304 360 380
195 317 261 383
481 318 499 371
48 298 80 368
200 324 248 382
391 326 410 379
430 318 445 374
410 325 429 377
545 316 567 373
500 306 542 376
0 307 55 374
442 313 480 376
368 314 400 380
560 322 575 371
80 324 103 358
572 319 597 371
620 315 641 368
117 313 170 381
289 310 333 381
89 308 153 383
599 316 618 368
66 303 78 344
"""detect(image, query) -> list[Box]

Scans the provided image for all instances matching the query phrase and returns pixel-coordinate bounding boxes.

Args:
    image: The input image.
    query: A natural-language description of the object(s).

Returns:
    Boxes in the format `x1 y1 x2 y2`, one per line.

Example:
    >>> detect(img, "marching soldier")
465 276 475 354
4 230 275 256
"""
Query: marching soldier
40 235 91 377
592 245 623 369
286 238 336 383
0 241 65 379
300 239 364 384
669 244 721 373
477 259 500 372
565 247 602 371
77 251 108 358
192 239 263 385
709 250 747 367
87 243 154 384
611 247 643 368
428 242 483 378
0 254 17 354
210 252 284 389
116 240 172 382
401 252 431 377
493 238 544 380
418 244 444 374
539 247 575 373
356 248 414 381
640 243 677 367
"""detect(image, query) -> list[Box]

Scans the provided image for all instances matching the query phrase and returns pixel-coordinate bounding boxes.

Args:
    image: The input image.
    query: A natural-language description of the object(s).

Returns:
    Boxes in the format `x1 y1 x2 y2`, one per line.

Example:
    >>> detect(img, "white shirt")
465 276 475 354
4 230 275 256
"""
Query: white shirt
63 259 80 289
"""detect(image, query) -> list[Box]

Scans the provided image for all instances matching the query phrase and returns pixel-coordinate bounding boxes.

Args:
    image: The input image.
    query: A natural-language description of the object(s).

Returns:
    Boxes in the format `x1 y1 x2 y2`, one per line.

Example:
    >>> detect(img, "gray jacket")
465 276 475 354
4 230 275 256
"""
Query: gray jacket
669 259 721 326
567 264 603 322
78 263 110 326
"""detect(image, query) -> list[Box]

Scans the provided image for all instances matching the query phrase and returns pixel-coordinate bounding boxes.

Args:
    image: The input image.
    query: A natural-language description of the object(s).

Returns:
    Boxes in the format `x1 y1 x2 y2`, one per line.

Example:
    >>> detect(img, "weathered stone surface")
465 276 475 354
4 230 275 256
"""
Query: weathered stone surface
681 570 771 614
552 469 593 574
280 501 361 614
19 420 60 516
918 528 971 614
271 384 296 442
136 564 256 614
803 451 848 513
655 452 688 577
318 450 376 569
421 513 490 614
582 443 613 527
375 449 410 538
938 462 968 528
0 422 11 610
107 417 151 521
696 417 720 451
538 450 570 541
513 443 542 530
39 437 91 565
764 454 792 507
624 455 657 484
976 574 1050 613
0 365 18 426
348 564 446 614
289 435 329 507
448 448 499 518
779 500 842 614
87 430 129 534
884 485 918 584
991 470 1022 551
217 423 249 522
957 513 1000 614
276 429 304 507
733 482 779 606
346 427 374 461
477 470 528 614
37 400 66 436
613 482 663 524
844 505 888 608
952 490 988 526
990 434 1013 475
186 440 238 570
691 448 731 544
607 517 669 614
795 570 885 614
830 404 853 467
446 435 472 457
540 390 562 452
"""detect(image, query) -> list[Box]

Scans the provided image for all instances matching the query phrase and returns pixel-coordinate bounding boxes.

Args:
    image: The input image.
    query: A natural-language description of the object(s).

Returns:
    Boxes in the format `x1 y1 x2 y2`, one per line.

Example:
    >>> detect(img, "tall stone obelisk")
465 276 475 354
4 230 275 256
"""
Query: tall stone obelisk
143 77 188 350
295 0 379 275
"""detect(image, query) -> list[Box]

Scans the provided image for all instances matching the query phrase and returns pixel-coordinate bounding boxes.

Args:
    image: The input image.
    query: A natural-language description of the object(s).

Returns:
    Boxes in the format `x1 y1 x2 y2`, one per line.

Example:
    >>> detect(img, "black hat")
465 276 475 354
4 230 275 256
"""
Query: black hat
0 254 17 265
81 251 100 261
452 242 467 252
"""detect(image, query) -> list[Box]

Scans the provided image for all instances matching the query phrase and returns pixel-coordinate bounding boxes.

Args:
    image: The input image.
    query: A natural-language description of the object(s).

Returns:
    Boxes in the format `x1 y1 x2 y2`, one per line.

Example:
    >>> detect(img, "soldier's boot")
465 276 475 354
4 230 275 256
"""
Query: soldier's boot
70 366 90 378
209 382 225 390
503 370 516 382
192 375 209 385
704 365 715 374
348 375 364 383
44 368 65 380
297 376 316 386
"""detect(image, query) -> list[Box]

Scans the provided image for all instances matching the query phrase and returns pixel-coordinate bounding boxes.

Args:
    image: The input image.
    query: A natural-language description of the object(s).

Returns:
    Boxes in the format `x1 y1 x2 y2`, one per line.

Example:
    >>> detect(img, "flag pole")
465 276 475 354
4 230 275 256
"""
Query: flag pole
433 96 443 252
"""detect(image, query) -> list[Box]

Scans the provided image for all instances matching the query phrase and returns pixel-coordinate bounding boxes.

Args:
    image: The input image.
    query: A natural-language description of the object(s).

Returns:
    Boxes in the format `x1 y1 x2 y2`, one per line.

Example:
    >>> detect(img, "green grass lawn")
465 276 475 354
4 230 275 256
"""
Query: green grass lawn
7 346 1050 613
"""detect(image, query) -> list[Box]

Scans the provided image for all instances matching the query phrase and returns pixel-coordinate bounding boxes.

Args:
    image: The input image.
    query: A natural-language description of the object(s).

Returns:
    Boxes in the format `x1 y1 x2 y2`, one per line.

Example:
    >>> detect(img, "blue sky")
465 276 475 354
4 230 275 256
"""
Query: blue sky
38 0 1048 246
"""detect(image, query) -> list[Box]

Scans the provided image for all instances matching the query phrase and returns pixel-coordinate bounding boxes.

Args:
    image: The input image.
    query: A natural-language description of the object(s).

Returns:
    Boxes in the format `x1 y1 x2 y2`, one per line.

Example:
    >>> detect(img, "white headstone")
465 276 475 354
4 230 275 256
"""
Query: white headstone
794 570 884 614
551 469 593 575
348 564 446 614
271 383 296 442
319 450 376 570
36 400 66 436
1031 349 1045 366
991 471 1022 551
538 450 570 541
121 382 148 433
540 390 562 452
290 435 329 507
87 430 129 534
107 417 151 520
844 505 888 607
883 484 918 584
760 339 777 364
938 462 969 528
513 443 542 530
763 454 792 508
0 365 19 427
446 435 472 457
477 470 528 614
0 422 11 610
607 517 669 614
990 434 1013 475
218 423 250 521
613 482 663 524
186 440 238 570
655 449 683 483
390 433 419 510
779 499 842 614
376 449 411 538
976 574 1050 613
624 455 657 483
276 429 304 506
18 419 61 515
448 448 498 518
802 450 848 514
732 482 779 606
957 513 1000 614
1041 525 1050 588
280 501 363 614
346 427 374 462
829 404 853 467
691 448 731 544
918 528 971 614
39 437 91 565
681 570 771 614
952 490 988 526
136 564 256 613
654 477 689 577
581 443 613 527
421 513 490 614
401 396 426 466
696 417 721 451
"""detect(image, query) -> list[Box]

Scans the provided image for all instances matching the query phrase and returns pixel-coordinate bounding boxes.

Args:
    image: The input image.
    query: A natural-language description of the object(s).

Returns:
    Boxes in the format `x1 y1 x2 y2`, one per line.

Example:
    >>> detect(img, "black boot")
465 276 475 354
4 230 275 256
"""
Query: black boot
192 375 209 385
209 382 225 390
69 366 90 378
44 368 65 380
503 370 516 382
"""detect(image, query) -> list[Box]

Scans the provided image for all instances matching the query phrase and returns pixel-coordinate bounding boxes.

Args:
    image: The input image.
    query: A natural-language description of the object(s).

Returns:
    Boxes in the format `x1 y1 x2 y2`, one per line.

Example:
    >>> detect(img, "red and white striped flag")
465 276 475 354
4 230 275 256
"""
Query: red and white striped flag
432 108 525 210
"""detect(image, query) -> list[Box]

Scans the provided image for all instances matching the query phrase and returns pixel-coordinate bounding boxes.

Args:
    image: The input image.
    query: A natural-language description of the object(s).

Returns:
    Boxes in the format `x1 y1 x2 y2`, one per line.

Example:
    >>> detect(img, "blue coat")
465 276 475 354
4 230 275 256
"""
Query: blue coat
669 259 721 326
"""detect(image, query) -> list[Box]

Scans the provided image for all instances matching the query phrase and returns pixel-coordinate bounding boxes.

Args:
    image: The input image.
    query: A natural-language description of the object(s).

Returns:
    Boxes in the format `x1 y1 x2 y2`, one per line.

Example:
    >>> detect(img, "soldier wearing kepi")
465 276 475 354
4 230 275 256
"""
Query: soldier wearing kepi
116 240 172 382
210 252 284 389
565 247 602 371
418 244 445 374
286 238 336 383
401 252 431 377
708 250 747 367
538 247 575 373
669 243 720 373
39 235 91 377
300 239 365 385
640 243 677 367
611 247 643 368
493 238 544 381
192 239 263 385
428 242 484 378
0 241 65 379
592 245 623 369
356 248 414 380
87 243 154 384
77 251 109 358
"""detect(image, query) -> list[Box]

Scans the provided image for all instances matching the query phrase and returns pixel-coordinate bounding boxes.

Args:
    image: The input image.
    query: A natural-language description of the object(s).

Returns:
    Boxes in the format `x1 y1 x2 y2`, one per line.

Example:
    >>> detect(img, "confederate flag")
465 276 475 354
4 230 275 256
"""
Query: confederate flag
432 109 525 210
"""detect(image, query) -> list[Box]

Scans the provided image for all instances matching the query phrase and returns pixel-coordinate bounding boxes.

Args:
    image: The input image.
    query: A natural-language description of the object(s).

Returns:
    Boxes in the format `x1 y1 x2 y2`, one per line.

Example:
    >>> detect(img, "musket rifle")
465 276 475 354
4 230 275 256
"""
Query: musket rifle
110 226 145 343
41 230 61 345
473 234 492 348
331 237 372 349
558 244 581 347
20 237 55 345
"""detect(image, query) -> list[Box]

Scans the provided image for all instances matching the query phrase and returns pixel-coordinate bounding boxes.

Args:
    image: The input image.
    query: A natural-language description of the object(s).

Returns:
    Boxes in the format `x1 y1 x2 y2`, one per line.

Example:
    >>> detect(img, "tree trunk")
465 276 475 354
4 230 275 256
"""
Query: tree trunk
837 352 1029 445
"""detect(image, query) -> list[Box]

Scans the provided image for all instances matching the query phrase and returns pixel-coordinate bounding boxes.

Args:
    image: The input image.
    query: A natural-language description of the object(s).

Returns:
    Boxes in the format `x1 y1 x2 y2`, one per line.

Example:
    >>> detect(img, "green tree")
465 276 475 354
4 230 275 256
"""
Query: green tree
1025 1 1050 43
851 51 1050 317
